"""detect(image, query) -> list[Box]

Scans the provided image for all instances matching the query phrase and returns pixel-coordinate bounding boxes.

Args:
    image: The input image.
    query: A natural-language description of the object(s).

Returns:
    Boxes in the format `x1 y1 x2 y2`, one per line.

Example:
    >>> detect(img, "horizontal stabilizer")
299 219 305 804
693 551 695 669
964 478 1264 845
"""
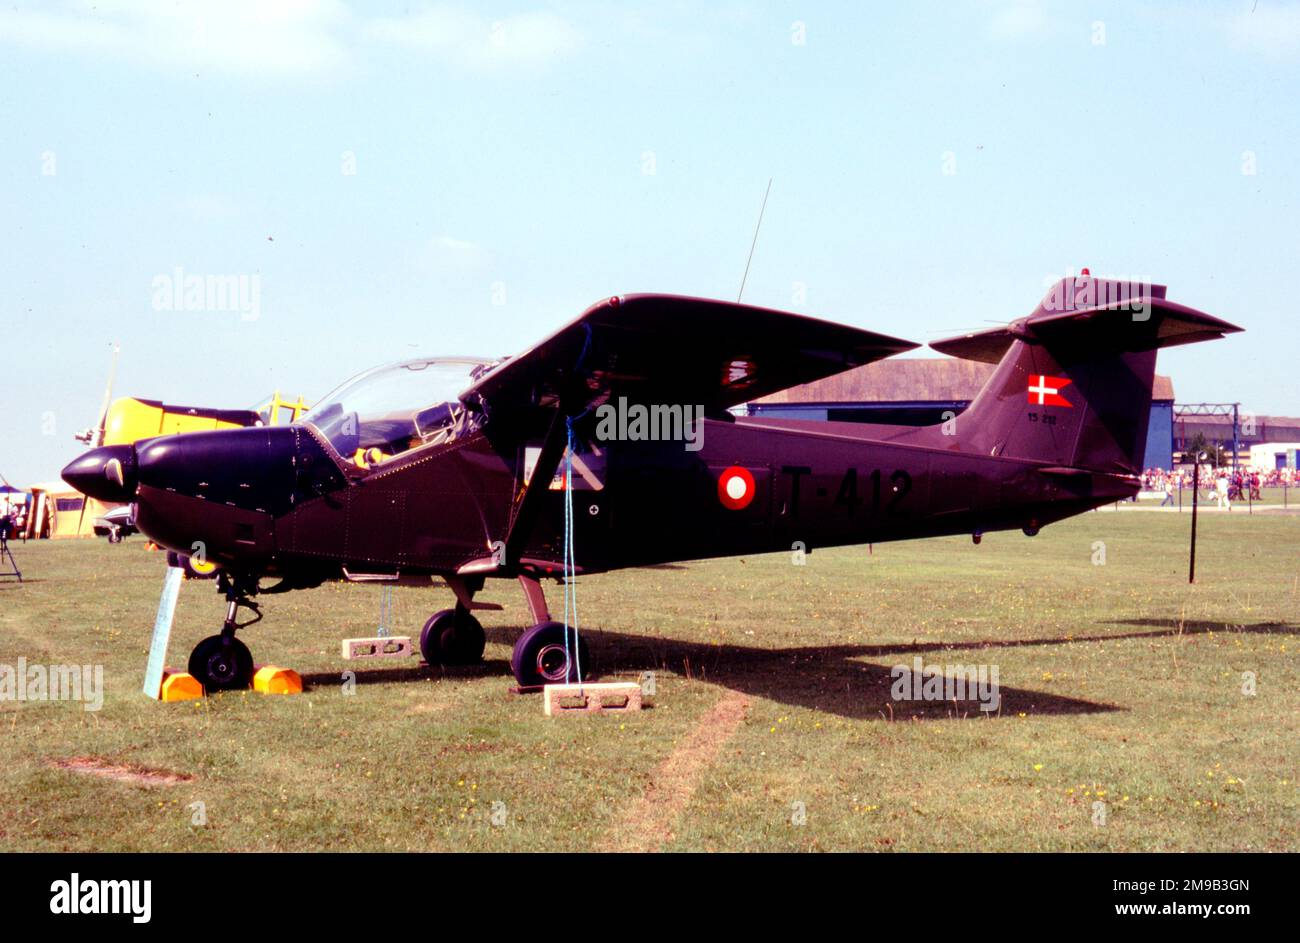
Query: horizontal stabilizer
462 294 919 415
931 277 1242 363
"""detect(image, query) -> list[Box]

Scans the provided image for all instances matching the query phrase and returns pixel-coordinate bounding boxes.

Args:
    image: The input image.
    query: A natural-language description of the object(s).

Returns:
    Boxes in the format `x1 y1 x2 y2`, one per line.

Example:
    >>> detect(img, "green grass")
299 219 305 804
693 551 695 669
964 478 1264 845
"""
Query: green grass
0 508 1296 851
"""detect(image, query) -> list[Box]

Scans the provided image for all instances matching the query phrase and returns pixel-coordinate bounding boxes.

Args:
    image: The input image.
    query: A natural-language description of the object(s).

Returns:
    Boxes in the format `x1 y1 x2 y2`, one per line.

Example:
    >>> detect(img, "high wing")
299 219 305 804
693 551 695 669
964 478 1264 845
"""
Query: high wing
460 293 919 419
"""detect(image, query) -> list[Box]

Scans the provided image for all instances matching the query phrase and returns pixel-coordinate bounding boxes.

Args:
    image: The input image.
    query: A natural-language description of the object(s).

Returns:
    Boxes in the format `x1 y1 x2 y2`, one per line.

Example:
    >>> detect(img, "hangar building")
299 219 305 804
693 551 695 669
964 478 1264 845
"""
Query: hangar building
746 358 1177 470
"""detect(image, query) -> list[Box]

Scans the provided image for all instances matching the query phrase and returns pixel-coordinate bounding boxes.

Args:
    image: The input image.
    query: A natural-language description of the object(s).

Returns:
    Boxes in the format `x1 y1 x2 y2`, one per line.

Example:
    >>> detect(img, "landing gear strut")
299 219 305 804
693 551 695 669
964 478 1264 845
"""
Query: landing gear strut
188 573 261 693
509 574 591 688
409 572 596 684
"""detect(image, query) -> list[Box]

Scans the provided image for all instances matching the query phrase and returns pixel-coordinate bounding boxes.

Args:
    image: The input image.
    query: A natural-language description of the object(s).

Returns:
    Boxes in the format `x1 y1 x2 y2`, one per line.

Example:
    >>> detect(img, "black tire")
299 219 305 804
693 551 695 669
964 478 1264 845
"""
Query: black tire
441 611 485 665
510 621 591 688
187 634 254 693
419 609 485 665
419 610 454 664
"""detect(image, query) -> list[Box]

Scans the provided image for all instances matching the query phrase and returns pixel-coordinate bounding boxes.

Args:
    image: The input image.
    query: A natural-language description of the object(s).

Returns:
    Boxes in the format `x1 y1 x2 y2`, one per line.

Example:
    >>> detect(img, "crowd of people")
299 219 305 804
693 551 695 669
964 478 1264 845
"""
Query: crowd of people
1139 466 1295 507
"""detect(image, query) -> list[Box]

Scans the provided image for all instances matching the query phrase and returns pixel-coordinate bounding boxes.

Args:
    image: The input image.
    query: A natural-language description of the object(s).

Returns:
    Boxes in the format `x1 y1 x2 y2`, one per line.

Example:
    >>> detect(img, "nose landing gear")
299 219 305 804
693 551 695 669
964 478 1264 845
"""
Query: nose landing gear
187 573 262 693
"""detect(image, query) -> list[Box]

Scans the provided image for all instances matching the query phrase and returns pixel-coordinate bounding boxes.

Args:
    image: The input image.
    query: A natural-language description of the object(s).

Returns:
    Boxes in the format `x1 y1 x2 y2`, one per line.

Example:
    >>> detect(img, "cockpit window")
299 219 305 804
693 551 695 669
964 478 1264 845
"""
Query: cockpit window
302 357 491 461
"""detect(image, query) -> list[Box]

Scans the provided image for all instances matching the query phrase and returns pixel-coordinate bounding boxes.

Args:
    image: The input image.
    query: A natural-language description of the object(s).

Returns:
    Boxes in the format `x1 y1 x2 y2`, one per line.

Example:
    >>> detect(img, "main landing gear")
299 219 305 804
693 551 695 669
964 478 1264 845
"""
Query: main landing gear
419 605 486 665
187 573 261 693
507 574 590 688
419 573 593 687
183 570 593 691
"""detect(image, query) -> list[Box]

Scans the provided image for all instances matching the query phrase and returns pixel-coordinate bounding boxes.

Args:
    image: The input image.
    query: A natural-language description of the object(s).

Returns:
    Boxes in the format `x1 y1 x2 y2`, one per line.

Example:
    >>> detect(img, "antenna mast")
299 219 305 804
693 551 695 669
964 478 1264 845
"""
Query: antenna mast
737 178 773 303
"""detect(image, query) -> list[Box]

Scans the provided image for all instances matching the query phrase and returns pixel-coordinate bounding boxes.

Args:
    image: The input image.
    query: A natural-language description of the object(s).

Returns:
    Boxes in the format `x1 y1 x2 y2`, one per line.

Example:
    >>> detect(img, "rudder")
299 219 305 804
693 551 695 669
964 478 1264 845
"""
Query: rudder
931 276 1241 474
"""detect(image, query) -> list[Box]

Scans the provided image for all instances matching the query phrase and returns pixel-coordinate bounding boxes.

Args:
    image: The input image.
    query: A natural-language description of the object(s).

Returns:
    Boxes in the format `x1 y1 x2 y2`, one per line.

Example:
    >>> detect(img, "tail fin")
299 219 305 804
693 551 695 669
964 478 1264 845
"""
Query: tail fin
931 277 1242 474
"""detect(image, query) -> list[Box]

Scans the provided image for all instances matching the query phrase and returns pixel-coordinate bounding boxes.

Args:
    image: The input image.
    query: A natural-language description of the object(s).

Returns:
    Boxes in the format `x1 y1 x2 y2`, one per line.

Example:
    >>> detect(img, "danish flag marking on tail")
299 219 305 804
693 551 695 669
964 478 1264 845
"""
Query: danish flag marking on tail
1027 374 1073 408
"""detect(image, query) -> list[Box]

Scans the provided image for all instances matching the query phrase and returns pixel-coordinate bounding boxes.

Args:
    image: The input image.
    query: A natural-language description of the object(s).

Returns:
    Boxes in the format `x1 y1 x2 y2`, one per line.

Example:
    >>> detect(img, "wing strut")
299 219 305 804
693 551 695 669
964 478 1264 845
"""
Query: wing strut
502 406 570 570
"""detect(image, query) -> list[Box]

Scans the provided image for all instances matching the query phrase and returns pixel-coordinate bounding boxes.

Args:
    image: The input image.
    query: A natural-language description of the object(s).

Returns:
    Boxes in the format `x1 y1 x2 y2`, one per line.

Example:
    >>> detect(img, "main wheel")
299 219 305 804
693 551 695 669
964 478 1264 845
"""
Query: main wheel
187 634 254 693
420 609 485 666
510 621 591 688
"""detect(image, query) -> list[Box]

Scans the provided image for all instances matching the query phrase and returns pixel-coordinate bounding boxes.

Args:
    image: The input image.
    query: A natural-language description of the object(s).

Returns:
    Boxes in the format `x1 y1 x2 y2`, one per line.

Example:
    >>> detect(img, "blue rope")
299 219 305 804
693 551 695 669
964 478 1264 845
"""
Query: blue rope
558 322 594 687
562 416 583 689
377 584 393 638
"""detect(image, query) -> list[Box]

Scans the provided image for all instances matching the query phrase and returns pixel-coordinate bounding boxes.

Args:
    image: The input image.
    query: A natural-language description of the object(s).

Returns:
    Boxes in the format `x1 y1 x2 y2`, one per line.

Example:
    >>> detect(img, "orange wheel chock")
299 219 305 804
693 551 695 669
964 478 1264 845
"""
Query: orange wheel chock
159 670 204 702
252 665 303 695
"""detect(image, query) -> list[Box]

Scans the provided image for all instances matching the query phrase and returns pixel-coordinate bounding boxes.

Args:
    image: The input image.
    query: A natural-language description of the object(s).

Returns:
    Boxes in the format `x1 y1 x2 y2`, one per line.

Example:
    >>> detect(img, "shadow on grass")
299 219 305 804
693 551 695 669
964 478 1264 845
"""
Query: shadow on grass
299 659 511 688
507 618 1292 720
300 619 1295 721
449 631 1097 721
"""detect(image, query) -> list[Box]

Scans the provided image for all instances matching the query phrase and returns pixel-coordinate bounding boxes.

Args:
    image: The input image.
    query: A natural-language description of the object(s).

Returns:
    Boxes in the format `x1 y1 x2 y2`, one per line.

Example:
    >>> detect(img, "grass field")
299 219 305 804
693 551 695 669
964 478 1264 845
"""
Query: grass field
1 508 1296 852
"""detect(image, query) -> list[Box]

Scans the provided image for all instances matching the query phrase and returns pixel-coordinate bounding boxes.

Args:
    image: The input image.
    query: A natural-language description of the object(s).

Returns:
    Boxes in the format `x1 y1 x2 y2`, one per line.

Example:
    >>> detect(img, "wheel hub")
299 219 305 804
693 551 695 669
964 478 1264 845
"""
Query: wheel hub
536 643 571 682
206 651 236 683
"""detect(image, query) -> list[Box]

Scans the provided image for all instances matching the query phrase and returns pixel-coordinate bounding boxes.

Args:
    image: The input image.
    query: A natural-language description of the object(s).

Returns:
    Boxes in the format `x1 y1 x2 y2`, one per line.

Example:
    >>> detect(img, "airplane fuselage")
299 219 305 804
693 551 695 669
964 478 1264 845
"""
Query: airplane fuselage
116 414 1133 585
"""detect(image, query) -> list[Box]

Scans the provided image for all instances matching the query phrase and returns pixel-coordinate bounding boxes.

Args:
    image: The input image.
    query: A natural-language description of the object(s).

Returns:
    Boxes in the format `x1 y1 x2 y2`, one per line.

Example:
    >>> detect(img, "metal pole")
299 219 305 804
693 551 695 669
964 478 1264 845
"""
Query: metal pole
1232 404 1239 473
1189 453 1199 584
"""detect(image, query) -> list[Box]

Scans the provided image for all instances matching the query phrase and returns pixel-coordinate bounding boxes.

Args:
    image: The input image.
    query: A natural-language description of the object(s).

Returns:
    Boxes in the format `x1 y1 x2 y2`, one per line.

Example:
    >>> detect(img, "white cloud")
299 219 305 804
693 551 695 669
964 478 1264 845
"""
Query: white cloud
0 0 352 77
367 5 581 70
1225 3 1300 59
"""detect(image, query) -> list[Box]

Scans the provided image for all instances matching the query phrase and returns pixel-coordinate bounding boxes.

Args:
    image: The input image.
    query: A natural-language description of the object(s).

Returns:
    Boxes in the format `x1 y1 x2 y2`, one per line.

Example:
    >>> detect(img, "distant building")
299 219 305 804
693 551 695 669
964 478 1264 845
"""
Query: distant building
1248 442 1300 470
1173 412 1300 467
746 358 1178 469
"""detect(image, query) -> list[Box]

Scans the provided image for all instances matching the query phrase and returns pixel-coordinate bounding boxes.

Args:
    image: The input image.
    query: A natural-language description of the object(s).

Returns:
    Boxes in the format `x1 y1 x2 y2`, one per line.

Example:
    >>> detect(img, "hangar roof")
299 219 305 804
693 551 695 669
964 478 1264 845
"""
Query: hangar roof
1173 413 1300 443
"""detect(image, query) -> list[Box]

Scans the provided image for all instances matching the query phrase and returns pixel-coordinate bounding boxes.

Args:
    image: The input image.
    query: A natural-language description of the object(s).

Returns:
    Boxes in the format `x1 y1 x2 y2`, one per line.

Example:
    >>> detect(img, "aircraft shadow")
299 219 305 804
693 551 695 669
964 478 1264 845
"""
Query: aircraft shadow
475 626 1131 721
306 619 1294 721
299 659 512 689
490 618 1293 720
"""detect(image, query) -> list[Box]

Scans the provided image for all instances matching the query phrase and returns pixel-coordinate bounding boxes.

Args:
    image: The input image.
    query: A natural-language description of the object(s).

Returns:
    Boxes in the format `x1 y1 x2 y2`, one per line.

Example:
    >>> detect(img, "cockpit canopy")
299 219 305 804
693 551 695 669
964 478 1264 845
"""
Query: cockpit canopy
303 357 494 460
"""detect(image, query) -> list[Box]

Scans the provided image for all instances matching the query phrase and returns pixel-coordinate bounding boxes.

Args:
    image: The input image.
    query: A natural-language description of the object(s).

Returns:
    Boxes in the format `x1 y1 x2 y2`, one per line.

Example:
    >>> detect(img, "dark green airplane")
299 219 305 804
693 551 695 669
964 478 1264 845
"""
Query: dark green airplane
64 275 1240 692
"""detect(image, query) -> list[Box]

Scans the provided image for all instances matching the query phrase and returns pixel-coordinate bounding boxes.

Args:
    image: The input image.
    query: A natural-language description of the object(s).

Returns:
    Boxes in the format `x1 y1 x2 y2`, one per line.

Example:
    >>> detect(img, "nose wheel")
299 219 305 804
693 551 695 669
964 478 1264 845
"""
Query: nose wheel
188 634 254 692
188 573 262 693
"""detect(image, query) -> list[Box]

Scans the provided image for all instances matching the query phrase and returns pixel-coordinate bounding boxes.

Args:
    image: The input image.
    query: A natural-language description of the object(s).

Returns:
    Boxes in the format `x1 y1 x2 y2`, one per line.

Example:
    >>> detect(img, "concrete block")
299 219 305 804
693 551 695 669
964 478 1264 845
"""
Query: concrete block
543 682 642 717
341 636 413 660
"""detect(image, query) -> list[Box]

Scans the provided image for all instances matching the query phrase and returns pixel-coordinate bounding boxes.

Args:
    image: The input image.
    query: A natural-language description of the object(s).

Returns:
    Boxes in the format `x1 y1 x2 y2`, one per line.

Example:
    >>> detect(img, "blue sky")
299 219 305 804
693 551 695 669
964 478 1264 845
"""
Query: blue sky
1 0 1297 487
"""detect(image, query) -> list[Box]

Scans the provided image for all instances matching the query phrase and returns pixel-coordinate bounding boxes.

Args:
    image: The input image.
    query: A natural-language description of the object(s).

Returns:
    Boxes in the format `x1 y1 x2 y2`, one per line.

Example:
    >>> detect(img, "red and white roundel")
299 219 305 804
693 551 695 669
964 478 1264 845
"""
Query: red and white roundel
717 466 755 510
